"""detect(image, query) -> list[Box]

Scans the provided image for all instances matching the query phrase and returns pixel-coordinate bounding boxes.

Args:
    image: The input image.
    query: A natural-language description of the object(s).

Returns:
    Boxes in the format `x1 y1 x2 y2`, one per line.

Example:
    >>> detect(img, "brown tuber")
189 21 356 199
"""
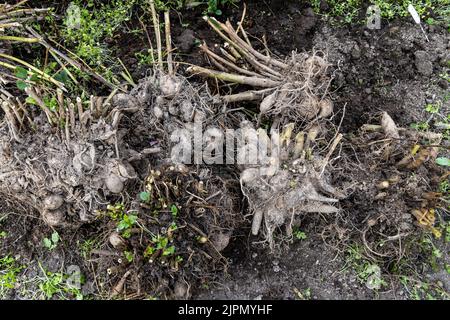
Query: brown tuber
42 209 64 227
377 181 390 189
159 75 181 98
259 91 277 114
318 99 333 118
109 232 127 250
105 174 124 194
43 195 64 210
381 112 400 139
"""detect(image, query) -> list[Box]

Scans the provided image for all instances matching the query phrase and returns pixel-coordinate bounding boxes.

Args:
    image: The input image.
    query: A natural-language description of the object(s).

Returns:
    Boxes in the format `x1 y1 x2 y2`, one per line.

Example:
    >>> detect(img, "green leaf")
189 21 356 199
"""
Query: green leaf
51 232 59 244
25 97 37 105
128 214 137 225
170 204 178 217
16 80 28 91
122 229 131 239
295 231 307 240
124 250 133 262
139 191 151 203
117 220 128 231
54 70 69 84
14 66 28 80
436 157 450 167
43 238 52 248
30 74 39 82
163 245 175 256
144 246 155 257
158 237 168 249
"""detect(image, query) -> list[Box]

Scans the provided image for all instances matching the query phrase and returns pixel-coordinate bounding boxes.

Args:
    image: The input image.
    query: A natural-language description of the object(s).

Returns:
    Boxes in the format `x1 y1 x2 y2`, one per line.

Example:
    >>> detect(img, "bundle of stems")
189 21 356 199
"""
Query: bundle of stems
187 16 286 103
0 1 50 26
148 0 174 75
187 14 333 124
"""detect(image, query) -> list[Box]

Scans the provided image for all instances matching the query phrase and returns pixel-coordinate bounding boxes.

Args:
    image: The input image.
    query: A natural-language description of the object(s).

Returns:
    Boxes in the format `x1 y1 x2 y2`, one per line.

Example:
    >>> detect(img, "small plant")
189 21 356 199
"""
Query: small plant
78 239 99 259
116 213 138 238
400 276 449 300
311 0 450 25
183 0 240 16
154 0 184 11
426 17 435 25
293 228 307 241
344 244 386 290
170 204 179 218
445 223 450 243
425 103 440 114
293 287 311 300
410 121 429 131
37 266 83 300
61 0 139 82
0 256 24 298
139 191 151 203
144 235 176 262
124 250 134 263
439 180 449 194
419 236 443 271
135 50 155 67
106 203 138 239
43 231 60 251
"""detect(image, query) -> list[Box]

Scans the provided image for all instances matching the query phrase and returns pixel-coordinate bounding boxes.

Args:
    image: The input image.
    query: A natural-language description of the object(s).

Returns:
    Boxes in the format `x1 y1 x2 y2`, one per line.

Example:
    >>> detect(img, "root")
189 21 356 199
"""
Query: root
240 123 345 248
0 86 138 226
188 17 332 123
187 65 281 88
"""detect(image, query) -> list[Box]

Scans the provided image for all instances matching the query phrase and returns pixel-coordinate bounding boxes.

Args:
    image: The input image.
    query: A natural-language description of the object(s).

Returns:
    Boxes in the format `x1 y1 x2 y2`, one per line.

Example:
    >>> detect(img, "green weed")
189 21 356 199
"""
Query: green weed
37 263 83 300
43 231 60 251
311 0 449 25
0 256 24 298
106 203 138 239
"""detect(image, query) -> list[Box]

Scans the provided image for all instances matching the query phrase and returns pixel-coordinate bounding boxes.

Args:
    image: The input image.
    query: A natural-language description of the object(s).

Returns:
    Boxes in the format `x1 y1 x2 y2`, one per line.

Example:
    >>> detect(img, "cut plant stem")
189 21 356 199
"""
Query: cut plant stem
187 65 282 88
149 0 163 69
25 87 54 124
164 11 173 75
0 35 39 43
320 133 343 176
118 58 135 86
211 17 287 69
1 101 21 142
220 89 275 103
0 52 65 90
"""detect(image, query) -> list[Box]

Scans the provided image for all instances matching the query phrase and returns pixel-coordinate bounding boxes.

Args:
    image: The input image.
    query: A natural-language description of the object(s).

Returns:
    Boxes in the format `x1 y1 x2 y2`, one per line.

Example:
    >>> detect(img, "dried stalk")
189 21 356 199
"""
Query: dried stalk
164 11 173 75
149 0 162 69
199 42 261 78
187 65 281 88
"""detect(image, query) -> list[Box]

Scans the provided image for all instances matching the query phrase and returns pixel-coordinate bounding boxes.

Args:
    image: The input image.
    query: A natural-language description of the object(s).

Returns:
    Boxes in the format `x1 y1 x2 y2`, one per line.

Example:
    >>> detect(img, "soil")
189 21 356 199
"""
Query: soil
188 0 449 300
0 0 449 300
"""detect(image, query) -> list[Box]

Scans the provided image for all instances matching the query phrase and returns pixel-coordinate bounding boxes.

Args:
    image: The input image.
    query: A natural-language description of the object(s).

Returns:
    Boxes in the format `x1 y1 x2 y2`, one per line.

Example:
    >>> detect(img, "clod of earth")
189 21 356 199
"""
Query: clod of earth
0 89 138 225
